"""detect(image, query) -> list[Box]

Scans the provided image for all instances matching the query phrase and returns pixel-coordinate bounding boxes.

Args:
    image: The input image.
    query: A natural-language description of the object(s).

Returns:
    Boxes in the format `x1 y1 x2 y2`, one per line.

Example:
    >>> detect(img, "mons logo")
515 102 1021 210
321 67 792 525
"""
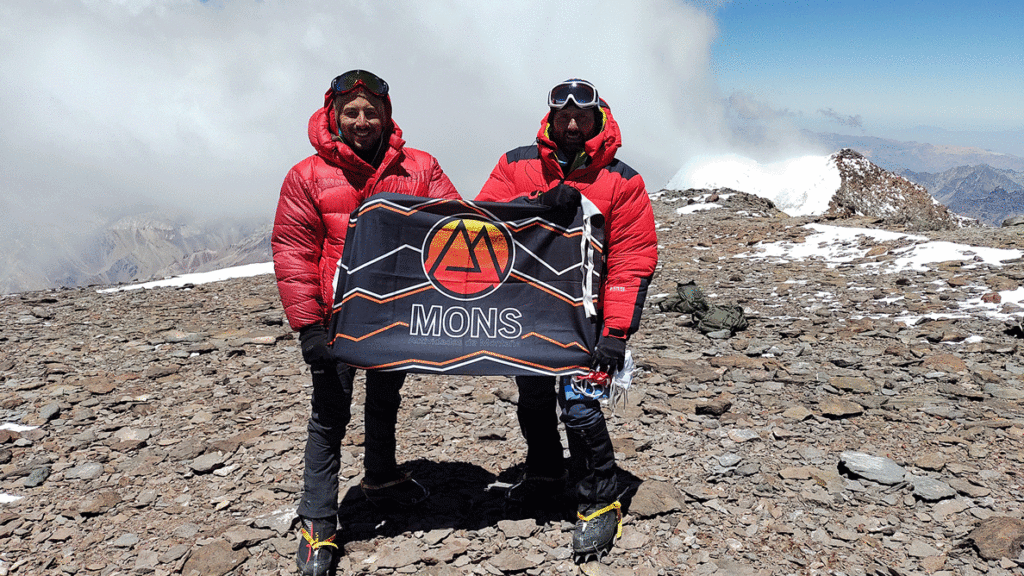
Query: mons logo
422 216 514 301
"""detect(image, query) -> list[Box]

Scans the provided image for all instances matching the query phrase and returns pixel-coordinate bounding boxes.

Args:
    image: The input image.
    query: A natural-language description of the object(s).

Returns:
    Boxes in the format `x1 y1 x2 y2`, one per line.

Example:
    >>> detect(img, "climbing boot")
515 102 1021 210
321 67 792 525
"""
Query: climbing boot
296 516 338 576
572 501 621 563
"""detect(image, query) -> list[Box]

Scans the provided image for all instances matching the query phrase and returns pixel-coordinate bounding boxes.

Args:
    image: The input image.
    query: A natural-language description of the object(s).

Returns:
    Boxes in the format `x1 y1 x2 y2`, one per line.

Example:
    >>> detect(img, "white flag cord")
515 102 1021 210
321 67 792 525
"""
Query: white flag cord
580 197 603 319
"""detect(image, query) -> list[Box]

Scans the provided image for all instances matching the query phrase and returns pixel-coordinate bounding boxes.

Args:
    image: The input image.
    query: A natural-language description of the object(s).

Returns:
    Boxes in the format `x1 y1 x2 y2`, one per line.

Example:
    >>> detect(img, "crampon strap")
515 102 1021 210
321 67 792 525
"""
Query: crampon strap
300 526 338 550
577 500 623 539
359 470 412 492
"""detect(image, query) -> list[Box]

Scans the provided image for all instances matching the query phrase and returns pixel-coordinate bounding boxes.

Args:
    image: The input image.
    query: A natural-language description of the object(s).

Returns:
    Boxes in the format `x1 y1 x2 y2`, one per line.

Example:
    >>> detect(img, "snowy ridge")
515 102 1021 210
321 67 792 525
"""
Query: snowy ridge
668 149 973 232
667 154 841 216
827 149 970 231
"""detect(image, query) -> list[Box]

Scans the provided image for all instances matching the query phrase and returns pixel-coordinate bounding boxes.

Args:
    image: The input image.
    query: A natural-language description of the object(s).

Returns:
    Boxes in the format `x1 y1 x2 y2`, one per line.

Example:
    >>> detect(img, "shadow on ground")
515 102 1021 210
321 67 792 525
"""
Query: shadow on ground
336 459 643 547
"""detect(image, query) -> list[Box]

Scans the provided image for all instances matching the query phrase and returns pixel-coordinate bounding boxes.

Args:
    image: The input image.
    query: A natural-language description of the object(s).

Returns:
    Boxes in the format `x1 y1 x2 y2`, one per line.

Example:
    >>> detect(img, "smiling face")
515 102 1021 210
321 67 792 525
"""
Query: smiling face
550 104 598 154
335 89 386 152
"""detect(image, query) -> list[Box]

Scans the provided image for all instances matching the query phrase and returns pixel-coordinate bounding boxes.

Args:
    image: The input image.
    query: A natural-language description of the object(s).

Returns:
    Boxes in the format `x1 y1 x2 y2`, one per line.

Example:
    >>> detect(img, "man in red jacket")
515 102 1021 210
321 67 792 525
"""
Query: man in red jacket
272 70 460 576
476 78 658 562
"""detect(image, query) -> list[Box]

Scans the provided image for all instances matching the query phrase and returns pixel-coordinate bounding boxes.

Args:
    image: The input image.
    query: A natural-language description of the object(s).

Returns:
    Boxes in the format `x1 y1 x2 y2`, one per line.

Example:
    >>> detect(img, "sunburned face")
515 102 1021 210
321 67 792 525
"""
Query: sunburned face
337 91 385 152
550 105 598 154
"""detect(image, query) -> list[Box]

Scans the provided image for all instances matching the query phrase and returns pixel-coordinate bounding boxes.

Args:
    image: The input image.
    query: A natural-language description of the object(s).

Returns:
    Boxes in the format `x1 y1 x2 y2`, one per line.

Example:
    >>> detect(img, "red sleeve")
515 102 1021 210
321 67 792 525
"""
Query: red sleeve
272 165 328 331
601 172 658 337
427 156 462 200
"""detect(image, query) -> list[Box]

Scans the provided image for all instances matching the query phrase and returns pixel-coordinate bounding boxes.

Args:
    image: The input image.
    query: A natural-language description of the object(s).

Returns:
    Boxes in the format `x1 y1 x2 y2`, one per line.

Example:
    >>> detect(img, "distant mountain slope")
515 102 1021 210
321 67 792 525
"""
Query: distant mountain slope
0 211 272 294
809 132 1024 173
899 165 1024 227
902 165 1024 204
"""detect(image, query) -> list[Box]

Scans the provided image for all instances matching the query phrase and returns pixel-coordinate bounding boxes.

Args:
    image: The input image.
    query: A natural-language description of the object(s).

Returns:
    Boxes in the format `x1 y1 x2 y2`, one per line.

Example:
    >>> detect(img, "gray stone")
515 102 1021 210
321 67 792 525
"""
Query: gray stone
907 539 941 558
717 453 742 467
497 519 536 539
488 549 539 571
112 533 140 547
820 396 864 418
134 550 159 572
190 452 226 474
374 538 423 568
253 508 295 536
838 451 907 485
158 543 191 563
910 476 956 501
65 462 105 481
223 526 275 549
984 382 1024 400
949 477 991 498
932 498 970 520
22 466 50 487
39 402 61 421
727 428 760 443
630 480 684 517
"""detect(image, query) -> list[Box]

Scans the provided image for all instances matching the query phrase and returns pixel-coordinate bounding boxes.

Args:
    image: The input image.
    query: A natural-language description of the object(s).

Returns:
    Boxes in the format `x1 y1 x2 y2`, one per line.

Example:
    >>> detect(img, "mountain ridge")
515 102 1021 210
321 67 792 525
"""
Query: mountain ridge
808 131 1024 173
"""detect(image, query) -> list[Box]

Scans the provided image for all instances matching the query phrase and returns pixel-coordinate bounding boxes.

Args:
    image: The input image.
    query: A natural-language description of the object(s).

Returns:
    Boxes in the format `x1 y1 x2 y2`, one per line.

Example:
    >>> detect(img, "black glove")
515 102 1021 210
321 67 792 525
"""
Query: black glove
590 335 626 374
298 324 334 366
539 184 581 211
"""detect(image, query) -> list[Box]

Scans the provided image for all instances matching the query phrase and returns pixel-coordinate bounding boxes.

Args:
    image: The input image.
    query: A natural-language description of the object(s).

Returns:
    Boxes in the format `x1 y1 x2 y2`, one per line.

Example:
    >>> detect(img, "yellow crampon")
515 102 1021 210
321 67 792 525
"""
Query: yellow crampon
300 526 339 551
576 500 623 539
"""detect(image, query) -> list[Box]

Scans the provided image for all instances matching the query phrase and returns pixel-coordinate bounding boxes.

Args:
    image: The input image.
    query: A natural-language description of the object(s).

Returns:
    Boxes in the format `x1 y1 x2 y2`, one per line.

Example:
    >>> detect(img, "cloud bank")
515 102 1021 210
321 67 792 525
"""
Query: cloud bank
1 0 827 254
1 1 709 217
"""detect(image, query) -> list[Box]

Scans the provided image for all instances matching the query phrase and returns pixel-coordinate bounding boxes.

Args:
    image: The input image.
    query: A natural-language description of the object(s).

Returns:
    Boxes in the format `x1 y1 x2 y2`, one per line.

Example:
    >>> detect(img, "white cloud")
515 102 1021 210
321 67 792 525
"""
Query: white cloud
667 154 840 215
0 0 729 229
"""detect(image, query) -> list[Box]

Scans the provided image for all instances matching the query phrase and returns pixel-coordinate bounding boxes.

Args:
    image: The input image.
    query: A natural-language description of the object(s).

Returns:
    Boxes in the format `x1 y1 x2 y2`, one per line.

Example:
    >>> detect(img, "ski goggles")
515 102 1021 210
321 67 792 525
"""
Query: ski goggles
330 70 389 98
548 79 599 109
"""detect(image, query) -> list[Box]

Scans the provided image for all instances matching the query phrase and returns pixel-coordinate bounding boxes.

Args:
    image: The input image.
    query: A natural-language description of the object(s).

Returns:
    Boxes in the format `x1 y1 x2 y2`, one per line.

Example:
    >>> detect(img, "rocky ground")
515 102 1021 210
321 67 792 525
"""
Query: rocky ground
2 190 1024 576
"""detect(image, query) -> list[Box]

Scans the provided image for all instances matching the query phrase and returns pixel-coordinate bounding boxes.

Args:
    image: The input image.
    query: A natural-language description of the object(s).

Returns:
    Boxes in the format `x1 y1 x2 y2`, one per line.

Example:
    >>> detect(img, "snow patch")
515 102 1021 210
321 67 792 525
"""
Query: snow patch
99 262 274 292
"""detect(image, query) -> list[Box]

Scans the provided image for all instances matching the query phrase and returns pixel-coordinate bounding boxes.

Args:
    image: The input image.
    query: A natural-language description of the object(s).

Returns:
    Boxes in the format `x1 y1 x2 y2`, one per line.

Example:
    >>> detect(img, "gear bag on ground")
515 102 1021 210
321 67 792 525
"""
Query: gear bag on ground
657 280 748 335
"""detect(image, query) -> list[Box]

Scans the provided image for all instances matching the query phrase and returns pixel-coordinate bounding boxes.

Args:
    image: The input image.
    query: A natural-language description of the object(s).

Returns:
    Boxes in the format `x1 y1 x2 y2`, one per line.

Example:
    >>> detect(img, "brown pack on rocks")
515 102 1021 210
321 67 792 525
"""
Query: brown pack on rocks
658 280 748 335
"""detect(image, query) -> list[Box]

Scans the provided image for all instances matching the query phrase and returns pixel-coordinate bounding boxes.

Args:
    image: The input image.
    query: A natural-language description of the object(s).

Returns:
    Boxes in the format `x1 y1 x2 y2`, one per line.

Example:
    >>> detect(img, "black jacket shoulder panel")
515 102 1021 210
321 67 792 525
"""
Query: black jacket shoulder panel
505 145 540 164
602 158 640 181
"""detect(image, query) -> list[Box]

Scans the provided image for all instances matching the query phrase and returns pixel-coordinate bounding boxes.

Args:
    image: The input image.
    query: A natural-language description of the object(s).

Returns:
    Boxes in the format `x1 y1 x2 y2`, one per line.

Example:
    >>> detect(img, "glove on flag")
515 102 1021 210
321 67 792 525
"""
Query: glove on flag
328 193 606 376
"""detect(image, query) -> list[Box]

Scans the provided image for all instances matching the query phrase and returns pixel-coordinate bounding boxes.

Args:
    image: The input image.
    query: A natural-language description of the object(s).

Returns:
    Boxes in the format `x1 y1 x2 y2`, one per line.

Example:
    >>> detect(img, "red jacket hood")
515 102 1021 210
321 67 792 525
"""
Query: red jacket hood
307 104 405 180
536 100 622 174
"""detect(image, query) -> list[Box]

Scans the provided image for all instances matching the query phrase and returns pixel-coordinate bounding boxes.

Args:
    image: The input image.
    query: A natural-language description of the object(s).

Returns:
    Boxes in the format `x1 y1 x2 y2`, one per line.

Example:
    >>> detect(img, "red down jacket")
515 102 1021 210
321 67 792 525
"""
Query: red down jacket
273 103 460 331
476 103 658 339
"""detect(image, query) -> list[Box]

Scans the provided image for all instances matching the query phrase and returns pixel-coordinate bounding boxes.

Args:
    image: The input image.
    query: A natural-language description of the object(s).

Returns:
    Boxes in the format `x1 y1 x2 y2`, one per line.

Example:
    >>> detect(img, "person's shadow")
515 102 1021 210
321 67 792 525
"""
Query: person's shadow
336 459 643 546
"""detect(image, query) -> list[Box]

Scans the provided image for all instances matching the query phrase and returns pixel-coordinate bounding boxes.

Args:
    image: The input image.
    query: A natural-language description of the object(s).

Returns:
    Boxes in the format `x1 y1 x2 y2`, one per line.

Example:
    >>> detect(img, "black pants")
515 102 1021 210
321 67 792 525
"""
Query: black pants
297 362 406 520
515 375 617 506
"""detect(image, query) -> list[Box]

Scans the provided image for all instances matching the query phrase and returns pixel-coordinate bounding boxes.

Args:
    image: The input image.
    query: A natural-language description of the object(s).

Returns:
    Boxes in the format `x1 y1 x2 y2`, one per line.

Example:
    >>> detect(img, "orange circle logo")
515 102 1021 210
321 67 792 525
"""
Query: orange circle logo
422 216 514 300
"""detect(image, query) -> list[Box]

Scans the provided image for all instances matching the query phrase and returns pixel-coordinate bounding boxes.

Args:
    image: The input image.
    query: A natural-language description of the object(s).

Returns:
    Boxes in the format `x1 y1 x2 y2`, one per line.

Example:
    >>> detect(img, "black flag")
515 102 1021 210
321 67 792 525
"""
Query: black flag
328 193 605 376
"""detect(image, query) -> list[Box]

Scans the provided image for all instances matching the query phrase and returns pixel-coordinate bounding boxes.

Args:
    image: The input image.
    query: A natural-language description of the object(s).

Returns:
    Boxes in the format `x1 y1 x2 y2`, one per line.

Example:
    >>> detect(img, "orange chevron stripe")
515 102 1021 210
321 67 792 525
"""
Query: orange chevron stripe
336 285 435 306
504 220 582 237
507 272 583 306
350 349 586 372
356 199 491 219
520 332 590 351
331 322 410 343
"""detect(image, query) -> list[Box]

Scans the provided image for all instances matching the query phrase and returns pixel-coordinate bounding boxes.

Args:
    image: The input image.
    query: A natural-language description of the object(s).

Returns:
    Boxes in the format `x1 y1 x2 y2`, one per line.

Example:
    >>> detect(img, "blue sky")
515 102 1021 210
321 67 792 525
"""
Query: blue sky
712 0 1024 136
